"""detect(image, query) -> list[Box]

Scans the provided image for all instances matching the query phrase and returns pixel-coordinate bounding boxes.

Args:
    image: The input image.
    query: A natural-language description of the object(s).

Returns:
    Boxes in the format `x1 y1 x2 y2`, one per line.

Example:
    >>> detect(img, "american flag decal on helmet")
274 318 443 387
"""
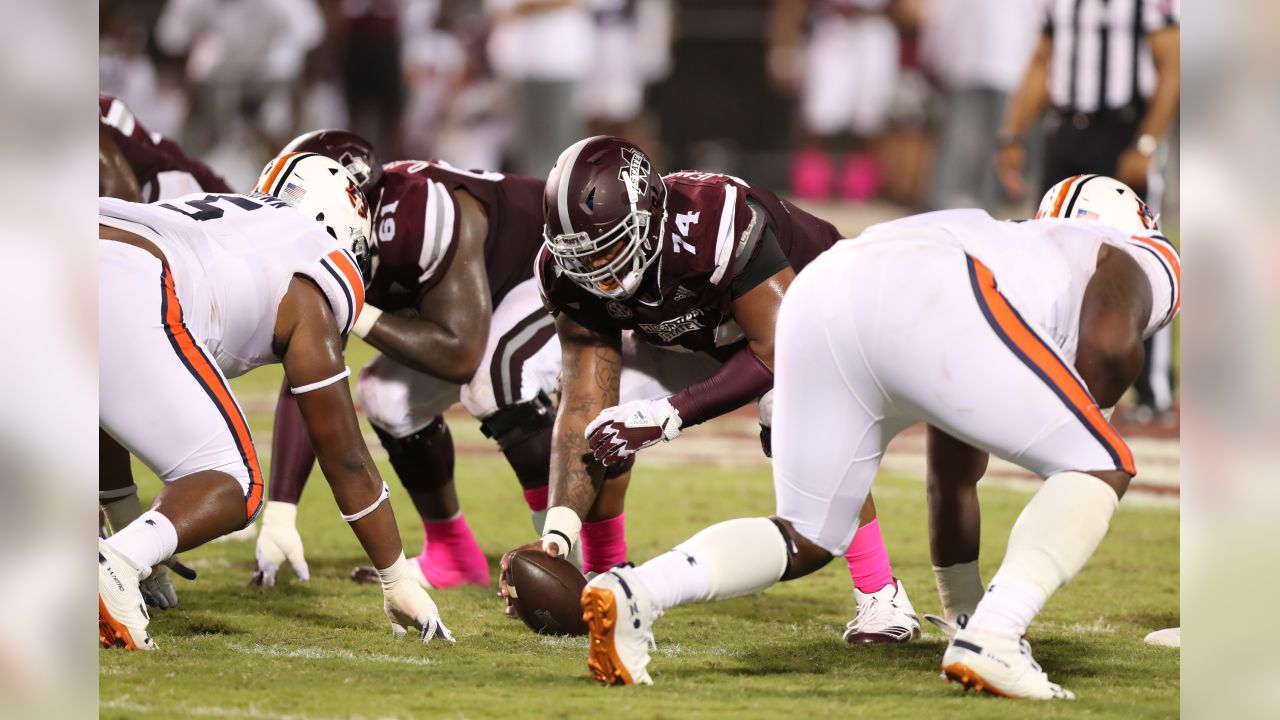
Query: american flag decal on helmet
281 182 307 207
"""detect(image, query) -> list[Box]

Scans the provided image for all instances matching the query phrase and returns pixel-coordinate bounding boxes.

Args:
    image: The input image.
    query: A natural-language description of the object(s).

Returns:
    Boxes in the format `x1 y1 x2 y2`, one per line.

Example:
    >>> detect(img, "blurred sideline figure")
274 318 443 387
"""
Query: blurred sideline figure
100 153 452 650
997 0 1180 423
768 0 901 203
486 0 595 176
584 0 673 149
156 0 324 157
921 0 1040 211
582 177 1178 699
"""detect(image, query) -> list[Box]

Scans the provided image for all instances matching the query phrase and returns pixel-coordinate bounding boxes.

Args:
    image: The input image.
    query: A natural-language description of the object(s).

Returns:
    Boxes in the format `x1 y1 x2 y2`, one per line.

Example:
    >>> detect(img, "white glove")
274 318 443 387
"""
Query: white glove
379 553 455 643
254 502 309 587
141 564 178 609
584 397 683 466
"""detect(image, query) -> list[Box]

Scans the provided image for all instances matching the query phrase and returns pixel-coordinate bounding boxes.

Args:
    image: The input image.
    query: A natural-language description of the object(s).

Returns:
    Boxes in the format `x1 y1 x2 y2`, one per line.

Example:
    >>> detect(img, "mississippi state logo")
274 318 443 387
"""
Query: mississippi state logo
606 302 633 320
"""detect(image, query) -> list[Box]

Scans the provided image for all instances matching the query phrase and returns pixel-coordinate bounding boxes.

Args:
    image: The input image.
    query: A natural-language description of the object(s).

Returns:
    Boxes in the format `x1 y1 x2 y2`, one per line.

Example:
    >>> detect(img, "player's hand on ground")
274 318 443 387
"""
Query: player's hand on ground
251 502 309 587
380 555 455 643
585 397 682 466
140 556 197 609
141 564 178 609
499 540 558 617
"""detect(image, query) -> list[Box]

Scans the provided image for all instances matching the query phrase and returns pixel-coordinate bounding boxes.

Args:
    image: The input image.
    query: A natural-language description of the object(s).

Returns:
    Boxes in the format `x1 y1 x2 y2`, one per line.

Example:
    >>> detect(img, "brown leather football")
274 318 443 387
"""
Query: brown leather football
507 549 589 636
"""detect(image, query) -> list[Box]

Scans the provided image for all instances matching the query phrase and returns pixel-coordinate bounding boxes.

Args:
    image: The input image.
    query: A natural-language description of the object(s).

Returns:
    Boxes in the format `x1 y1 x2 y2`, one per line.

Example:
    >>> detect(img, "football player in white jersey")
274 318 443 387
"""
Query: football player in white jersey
579 176 1178 699
99 153 453 651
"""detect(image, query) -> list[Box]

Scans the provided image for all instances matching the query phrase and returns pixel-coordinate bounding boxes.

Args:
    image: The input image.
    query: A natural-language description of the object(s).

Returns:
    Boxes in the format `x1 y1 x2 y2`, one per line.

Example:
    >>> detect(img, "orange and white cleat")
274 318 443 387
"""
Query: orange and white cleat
99 539 156 651
942 627 1073 700
581 566 655 686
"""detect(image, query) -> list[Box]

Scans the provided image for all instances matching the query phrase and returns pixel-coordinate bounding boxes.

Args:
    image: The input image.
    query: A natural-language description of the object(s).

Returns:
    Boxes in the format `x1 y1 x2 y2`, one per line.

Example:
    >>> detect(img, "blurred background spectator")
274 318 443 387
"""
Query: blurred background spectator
485 0 595 177
97 0 1178 219
767 0 900 204
921 0 1041 211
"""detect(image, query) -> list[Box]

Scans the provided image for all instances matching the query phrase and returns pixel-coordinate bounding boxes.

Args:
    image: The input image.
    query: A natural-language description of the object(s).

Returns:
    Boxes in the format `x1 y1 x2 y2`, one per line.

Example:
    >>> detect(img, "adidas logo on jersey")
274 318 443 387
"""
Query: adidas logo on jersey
673 285 695 302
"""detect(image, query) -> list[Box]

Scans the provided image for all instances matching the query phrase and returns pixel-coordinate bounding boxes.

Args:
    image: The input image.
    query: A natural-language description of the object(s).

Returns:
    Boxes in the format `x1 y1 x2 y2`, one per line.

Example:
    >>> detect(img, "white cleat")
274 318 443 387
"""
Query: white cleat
843 578 921 644
942 627 1074 700
1143 627 1180 648
98 540 156 651
581 566 656 686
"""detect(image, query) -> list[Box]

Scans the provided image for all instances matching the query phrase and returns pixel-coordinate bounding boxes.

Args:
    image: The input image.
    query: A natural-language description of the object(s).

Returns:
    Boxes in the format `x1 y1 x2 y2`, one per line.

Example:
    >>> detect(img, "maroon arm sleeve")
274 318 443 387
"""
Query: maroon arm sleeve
267 378 318 504
667 346 774 428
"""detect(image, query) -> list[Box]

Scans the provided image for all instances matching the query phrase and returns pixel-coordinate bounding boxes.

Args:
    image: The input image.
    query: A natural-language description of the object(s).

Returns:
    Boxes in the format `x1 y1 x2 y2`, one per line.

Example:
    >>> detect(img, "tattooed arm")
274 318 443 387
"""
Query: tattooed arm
498 313 621 610
548 313 623 518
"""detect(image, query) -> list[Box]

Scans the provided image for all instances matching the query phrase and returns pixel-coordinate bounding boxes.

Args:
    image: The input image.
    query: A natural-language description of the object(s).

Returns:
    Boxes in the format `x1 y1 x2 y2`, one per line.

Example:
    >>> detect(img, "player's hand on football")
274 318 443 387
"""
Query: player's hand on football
585 397 683 466
251 502 310 587
499 540 558 617
380 556 455 644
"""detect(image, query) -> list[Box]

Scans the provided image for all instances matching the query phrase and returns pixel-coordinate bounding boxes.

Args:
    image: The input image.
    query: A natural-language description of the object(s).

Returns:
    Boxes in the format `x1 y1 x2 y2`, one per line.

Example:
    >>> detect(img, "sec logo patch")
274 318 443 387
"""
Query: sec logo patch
606 302 633 320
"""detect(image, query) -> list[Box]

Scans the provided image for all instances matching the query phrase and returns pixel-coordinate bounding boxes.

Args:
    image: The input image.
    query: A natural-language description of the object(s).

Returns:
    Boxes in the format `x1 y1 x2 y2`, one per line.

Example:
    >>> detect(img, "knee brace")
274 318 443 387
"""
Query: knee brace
373 418 455 494
759 424 772 458
479 391 555 450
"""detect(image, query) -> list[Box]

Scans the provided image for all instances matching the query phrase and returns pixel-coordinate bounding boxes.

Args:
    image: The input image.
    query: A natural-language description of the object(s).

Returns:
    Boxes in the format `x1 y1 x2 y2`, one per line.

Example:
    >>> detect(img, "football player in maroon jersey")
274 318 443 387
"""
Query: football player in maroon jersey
501 135 919 643
98 94 233 202
253 131 635 589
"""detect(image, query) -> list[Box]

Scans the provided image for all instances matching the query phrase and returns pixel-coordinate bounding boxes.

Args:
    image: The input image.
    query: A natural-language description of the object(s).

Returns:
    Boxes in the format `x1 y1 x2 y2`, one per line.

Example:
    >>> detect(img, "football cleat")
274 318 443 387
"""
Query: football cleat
843 577 921 644
581 566 656 686
942 627 1074 700
98 539 156 651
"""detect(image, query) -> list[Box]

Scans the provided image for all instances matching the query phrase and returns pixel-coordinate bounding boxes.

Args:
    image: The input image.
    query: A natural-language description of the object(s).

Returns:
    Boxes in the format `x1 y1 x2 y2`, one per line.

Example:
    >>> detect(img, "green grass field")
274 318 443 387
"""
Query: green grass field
100 341 1180 719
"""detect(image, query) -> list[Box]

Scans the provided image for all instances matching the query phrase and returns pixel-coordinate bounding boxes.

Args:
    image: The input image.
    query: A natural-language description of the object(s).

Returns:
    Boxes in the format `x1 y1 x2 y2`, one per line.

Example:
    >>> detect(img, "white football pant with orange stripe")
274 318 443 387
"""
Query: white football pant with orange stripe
772 229 1135 555
99 241 263 525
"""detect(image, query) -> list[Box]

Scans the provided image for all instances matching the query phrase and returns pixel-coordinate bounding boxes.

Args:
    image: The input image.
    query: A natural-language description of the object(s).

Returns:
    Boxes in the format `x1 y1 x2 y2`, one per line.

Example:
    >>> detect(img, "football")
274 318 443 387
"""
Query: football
507 549 589 636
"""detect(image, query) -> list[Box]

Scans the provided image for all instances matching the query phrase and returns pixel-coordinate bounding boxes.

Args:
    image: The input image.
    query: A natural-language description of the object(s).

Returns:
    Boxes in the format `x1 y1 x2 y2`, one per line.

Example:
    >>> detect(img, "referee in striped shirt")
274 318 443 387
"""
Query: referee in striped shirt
996 0 1180 423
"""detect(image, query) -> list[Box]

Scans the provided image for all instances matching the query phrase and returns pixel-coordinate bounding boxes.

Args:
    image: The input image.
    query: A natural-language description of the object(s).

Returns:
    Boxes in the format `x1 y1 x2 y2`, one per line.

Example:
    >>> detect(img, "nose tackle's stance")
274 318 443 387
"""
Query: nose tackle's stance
98 153 453 651
582 175 1179 699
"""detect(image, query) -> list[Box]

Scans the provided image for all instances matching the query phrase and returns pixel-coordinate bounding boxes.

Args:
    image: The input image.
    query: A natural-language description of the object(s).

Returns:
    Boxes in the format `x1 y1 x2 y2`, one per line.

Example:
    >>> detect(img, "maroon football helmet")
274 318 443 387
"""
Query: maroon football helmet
280 129 382 194
543 136 667 300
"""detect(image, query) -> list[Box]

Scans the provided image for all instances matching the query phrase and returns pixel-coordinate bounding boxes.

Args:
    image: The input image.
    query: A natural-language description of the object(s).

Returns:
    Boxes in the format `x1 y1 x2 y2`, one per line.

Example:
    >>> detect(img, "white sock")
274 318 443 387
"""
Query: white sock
933 559 984 622
634 517 789 613
633 550 712 613
966 472 1119 637
105 510 178 581
966 573 1044 637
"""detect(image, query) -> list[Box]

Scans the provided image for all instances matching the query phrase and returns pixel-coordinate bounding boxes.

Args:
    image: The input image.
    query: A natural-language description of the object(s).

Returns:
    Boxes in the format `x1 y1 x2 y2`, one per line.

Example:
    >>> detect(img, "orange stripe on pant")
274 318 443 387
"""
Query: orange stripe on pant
160 265 265 522
967 256 1136 476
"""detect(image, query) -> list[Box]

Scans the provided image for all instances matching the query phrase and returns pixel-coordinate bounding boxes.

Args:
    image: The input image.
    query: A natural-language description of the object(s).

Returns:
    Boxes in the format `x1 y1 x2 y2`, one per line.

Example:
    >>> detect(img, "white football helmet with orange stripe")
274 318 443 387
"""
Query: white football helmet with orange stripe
255 152 376 284
1036 175 1158 234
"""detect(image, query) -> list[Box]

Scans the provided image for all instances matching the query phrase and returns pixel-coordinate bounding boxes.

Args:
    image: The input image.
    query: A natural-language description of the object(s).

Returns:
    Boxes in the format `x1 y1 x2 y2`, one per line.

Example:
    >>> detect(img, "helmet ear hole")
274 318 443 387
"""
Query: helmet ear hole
325 226 337 240
315 212 325 221
586 188 596 210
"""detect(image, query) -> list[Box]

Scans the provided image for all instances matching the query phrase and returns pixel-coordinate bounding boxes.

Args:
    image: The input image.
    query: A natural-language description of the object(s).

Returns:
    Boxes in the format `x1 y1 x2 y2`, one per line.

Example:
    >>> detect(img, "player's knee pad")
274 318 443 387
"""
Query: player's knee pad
1000 471 1120 596
480 391 555 451
673 517 790 601
372 418 455 494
